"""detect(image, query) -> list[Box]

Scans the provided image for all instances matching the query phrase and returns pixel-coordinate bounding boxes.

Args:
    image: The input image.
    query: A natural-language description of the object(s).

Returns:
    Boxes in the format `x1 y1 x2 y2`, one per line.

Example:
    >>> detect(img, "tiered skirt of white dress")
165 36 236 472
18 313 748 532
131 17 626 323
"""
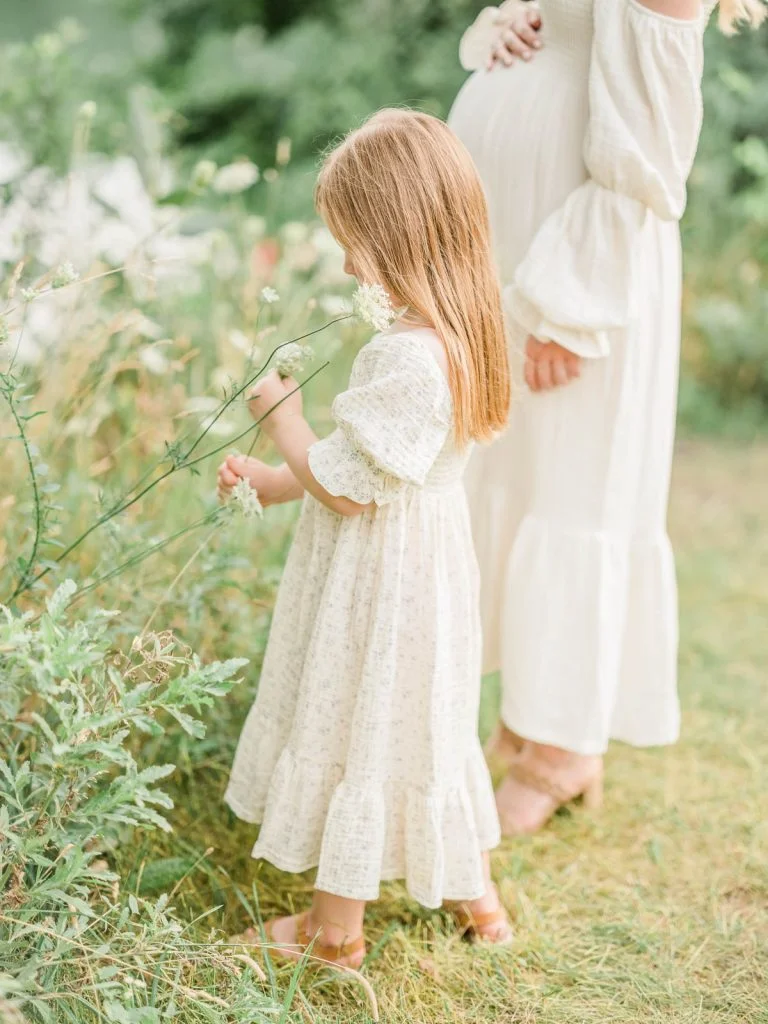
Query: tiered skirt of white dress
226 329 501 907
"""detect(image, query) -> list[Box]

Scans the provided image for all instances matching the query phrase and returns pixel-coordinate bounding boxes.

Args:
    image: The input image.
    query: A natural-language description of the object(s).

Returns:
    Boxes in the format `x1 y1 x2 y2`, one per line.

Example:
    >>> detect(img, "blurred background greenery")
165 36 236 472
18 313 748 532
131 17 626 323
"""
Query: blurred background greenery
1 0 766 432
1 5 767 1022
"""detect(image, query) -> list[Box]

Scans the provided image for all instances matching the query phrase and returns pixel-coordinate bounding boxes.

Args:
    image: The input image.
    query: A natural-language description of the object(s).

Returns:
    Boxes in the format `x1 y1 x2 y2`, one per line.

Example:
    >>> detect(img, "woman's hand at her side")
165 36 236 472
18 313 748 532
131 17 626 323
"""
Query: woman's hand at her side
524 336 582 392
247 371 303 435
489 2 543 69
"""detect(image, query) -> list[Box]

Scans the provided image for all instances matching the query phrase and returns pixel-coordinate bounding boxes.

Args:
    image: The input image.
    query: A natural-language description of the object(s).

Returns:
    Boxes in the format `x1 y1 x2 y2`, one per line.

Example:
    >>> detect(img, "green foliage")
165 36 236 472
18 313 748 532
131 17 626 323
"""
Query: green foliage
681 27 768 429
92 0 768 425
0 587 296 1022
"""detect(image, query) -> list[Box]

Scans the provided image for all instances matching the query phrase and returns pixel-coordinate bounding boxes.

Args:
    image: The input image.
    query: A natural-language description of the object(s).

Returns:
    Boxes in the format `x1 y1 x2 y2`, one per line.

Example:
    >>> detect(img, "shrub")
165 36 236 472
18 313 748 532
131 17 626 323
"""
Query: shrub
0 584 291 1023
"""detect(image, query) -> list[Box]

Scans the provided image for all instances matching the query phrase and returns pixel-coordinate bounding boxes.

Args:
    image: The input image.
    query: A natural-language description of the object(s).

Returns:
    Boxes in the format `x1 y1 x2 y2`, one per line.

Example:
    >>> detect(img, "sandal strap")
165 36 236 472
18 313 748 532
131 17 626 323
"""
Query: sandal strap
507 761 583 803
297 913 366 961
454 905 509 931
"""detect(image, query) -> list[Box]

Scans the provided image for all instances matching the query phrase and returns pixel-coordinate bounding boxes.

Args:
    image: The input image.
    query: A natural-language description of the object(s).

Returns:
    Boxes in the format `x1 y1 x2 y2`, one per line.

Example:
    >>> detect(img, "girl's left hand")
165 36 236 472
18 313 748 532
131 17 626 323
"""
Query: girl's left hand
524 336 582 392
247 371 304 434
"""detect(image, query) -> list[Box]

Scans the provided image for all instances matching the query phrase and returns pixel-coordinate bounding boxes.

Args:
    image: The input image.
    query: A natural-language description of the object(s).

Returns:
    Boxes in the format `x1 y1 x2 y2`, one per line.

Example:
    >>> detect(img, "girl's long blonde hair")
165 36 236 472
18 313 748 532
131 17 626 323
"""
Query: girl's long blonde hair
719 0 766 33
315 109 510 446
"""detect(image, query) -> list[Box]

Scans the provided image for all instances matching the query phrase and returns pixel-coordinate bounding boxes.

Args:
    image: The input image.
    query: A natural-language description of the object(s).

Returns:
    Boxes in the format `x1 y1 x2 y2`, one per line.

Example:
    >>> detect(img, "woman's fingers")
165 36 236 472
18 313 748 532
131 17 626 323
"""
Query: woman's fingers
516 16 543 49
524 357 538 392
494 39 515 66
501 28 533 61
551 357 570 389
566 355 582 380
535 358 553 391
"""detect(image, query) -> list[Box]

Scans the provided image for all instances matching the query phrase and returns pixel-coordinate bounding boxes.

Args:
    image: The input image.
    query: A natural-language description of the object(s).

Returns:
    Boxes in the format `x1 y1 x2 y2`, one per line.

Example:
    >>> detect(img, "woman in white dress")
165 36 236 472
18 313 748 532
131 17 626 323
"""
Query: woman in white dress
449 0 765 834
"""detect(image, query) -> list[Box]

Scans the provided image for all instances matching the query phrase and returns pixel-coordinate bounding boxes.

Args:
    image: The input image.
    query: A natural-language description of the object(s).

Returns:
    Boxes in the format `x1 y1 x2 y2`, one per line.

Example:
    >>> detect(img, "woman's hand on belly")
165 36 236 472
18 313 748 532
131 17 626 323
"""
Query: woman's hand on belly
524 336 582 392
489 2 543 69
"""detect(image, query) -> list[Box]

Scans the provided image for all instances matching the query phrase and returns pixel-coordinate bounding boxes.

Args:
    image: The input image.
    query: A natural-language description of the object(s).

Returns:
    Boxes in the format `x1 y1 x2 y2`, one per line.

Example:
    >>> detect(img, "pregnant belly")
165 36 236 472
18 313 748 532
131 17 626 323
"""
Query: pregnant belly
449 54 589 282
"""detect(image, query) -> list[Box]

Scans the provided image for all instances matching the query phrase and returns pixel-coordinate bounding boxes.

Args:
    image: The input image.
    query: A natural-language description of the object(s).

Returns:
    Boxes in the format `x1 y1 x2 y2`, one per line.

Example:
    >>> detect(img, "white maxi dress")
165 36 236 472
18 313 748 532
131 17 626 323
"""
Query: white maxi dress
449 0 716 755
226 328 501 908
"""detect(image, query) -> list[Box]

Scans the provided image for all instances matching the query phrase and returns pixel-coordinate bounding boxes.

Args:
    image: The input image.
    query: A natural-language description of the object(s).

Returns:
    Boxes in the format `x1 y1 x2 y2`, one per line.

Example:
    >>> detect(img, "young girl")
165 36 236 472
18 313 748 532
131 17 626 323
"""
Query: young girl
218 109 512 966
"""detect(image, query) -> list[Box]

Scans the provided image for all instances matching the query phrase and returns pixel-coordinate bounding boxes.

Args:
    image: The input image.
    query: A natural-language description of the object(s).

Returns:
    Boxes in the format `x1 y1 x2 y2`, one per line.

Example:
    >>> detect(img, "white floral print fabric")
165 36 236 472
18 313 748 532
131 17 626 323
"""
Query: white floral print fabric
225 328 501 908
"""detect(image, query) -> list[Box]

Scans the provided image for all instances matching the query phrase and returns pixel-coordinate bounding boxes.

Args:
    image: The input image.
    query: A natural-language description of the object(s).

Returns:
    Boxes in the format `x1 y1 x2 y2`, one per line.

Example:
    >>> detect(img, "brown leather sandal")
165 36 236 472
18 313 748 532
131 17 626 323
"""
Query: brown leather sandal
230 915 377 1018
450 892 514 946
259 912 367 969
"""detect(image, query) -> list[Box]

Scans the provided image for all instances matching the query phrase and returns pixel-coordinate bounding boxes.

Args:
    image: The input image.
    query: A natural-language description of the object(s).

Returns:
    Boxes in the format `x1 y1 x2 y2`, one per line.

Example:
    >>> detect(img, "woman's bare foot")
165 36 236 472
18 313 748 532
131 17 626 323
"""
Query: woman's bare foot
496 742 603 836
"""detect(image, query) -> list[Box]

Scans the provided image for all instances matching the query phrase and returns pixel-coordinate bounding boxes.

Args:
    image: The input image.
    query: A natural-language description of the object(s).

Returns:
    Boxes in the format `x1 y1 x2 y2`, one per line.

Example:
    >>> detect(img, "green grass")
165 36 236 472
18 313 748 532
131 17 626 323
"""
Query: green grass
119 437 768 1024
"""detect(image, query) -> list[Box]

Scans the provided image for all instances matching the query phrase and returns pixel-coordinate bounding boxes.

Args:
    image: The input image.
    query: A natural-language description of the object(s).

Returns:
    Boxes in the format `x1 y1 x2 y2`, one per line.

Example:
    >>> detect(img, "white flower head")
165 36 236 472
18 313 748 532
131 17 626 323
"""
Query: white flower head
191 159 217 192
212 160 260 195
260 286 280 304
352 283 397 331
78 100 97 122
274 342 314 379
139 346 170 375
21 287 39 303
230 476 263 519
52 261 79 288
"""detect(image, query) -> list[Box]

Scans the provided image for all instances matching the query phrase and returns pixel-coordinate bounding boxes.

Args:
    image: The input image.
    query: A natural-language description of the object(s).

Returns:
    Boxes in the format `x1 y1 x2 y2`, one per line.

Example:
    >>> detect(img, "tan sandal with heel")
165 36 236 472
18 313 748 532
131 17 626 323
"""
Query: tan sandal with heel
498 757 604 836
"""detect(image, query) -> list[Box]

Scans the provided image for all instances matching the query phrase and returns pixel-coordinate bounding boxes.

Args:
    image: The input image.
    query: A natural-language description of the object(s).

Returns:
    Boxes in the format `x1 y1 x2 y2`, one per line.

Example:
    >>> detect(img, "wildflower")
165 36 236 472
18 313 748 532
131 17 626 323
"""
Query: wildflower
20 287 38 303
0 317 8 344
260 286 280 304
191 159 217 192
139 346 170 375
352 283 397 331
230 476 264 519
78 100 97 121
276 137 292 166
274 343 314 379
212 160 260 195
52 261 79 288
244 215 267 240
281 222 308 245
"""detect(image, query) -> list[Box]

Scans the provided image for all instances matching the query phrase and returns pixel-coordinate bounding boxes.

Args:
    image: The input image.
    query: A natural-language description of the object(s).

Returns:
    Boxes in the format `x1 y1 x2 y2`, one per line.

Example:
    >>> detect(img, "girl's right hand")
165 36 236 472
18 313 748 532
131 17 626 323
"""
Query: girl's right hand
217 455 281 506
489 3 543 68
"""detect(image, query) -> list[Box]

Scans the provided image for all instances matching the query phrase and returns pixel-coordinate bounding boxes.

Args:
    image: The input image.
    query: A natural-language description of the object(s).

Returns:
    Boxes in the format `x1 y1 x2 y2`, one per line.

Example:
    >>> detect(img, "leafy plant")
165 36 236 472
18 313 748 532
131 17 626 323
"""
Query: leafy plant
0 584 297 1023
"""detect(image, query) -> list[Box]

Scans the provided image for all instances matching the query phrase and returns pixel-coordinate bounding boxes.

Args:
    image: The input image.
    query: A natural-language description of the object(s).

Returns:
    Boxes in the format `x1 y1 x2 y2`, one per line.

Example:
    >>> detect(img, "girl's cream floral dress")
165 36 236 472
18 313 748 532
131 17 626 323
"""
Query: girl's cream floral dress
226 326 500 908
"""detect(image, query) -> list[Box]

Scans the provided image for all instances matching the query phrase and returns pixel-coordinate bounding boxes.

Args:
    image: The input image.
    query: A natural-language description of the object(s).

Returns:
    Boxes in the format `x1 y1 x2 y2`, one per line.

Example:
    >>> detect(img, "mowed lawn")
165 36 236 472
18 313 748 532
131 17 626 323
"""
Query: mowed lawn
136 439 768 1024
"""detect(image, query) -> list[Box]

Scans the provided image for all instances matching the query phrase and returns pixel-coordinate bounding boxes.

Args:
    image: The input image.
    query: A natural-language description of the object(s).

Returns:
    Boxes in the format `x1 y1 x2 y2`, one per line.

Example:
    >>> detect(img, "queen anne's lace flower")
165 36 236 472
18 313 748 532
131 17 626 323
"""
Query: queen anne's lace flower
230 476 264 519
52 261 79 288
20 287 38 302
352 283 397 331
191 159 217 191
274 343 314 379
212 161 260 195
260 286 280 304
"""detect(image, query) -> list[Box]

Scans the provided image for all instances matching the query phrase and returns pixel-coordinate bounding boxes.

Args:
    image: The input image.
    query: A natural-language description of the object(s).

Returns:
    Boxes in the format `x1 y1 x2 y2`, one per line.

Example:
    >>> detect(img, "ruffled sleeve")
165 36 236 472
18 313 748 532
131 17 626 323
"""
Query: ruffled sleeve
308 333 451 507
507 0 707 358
